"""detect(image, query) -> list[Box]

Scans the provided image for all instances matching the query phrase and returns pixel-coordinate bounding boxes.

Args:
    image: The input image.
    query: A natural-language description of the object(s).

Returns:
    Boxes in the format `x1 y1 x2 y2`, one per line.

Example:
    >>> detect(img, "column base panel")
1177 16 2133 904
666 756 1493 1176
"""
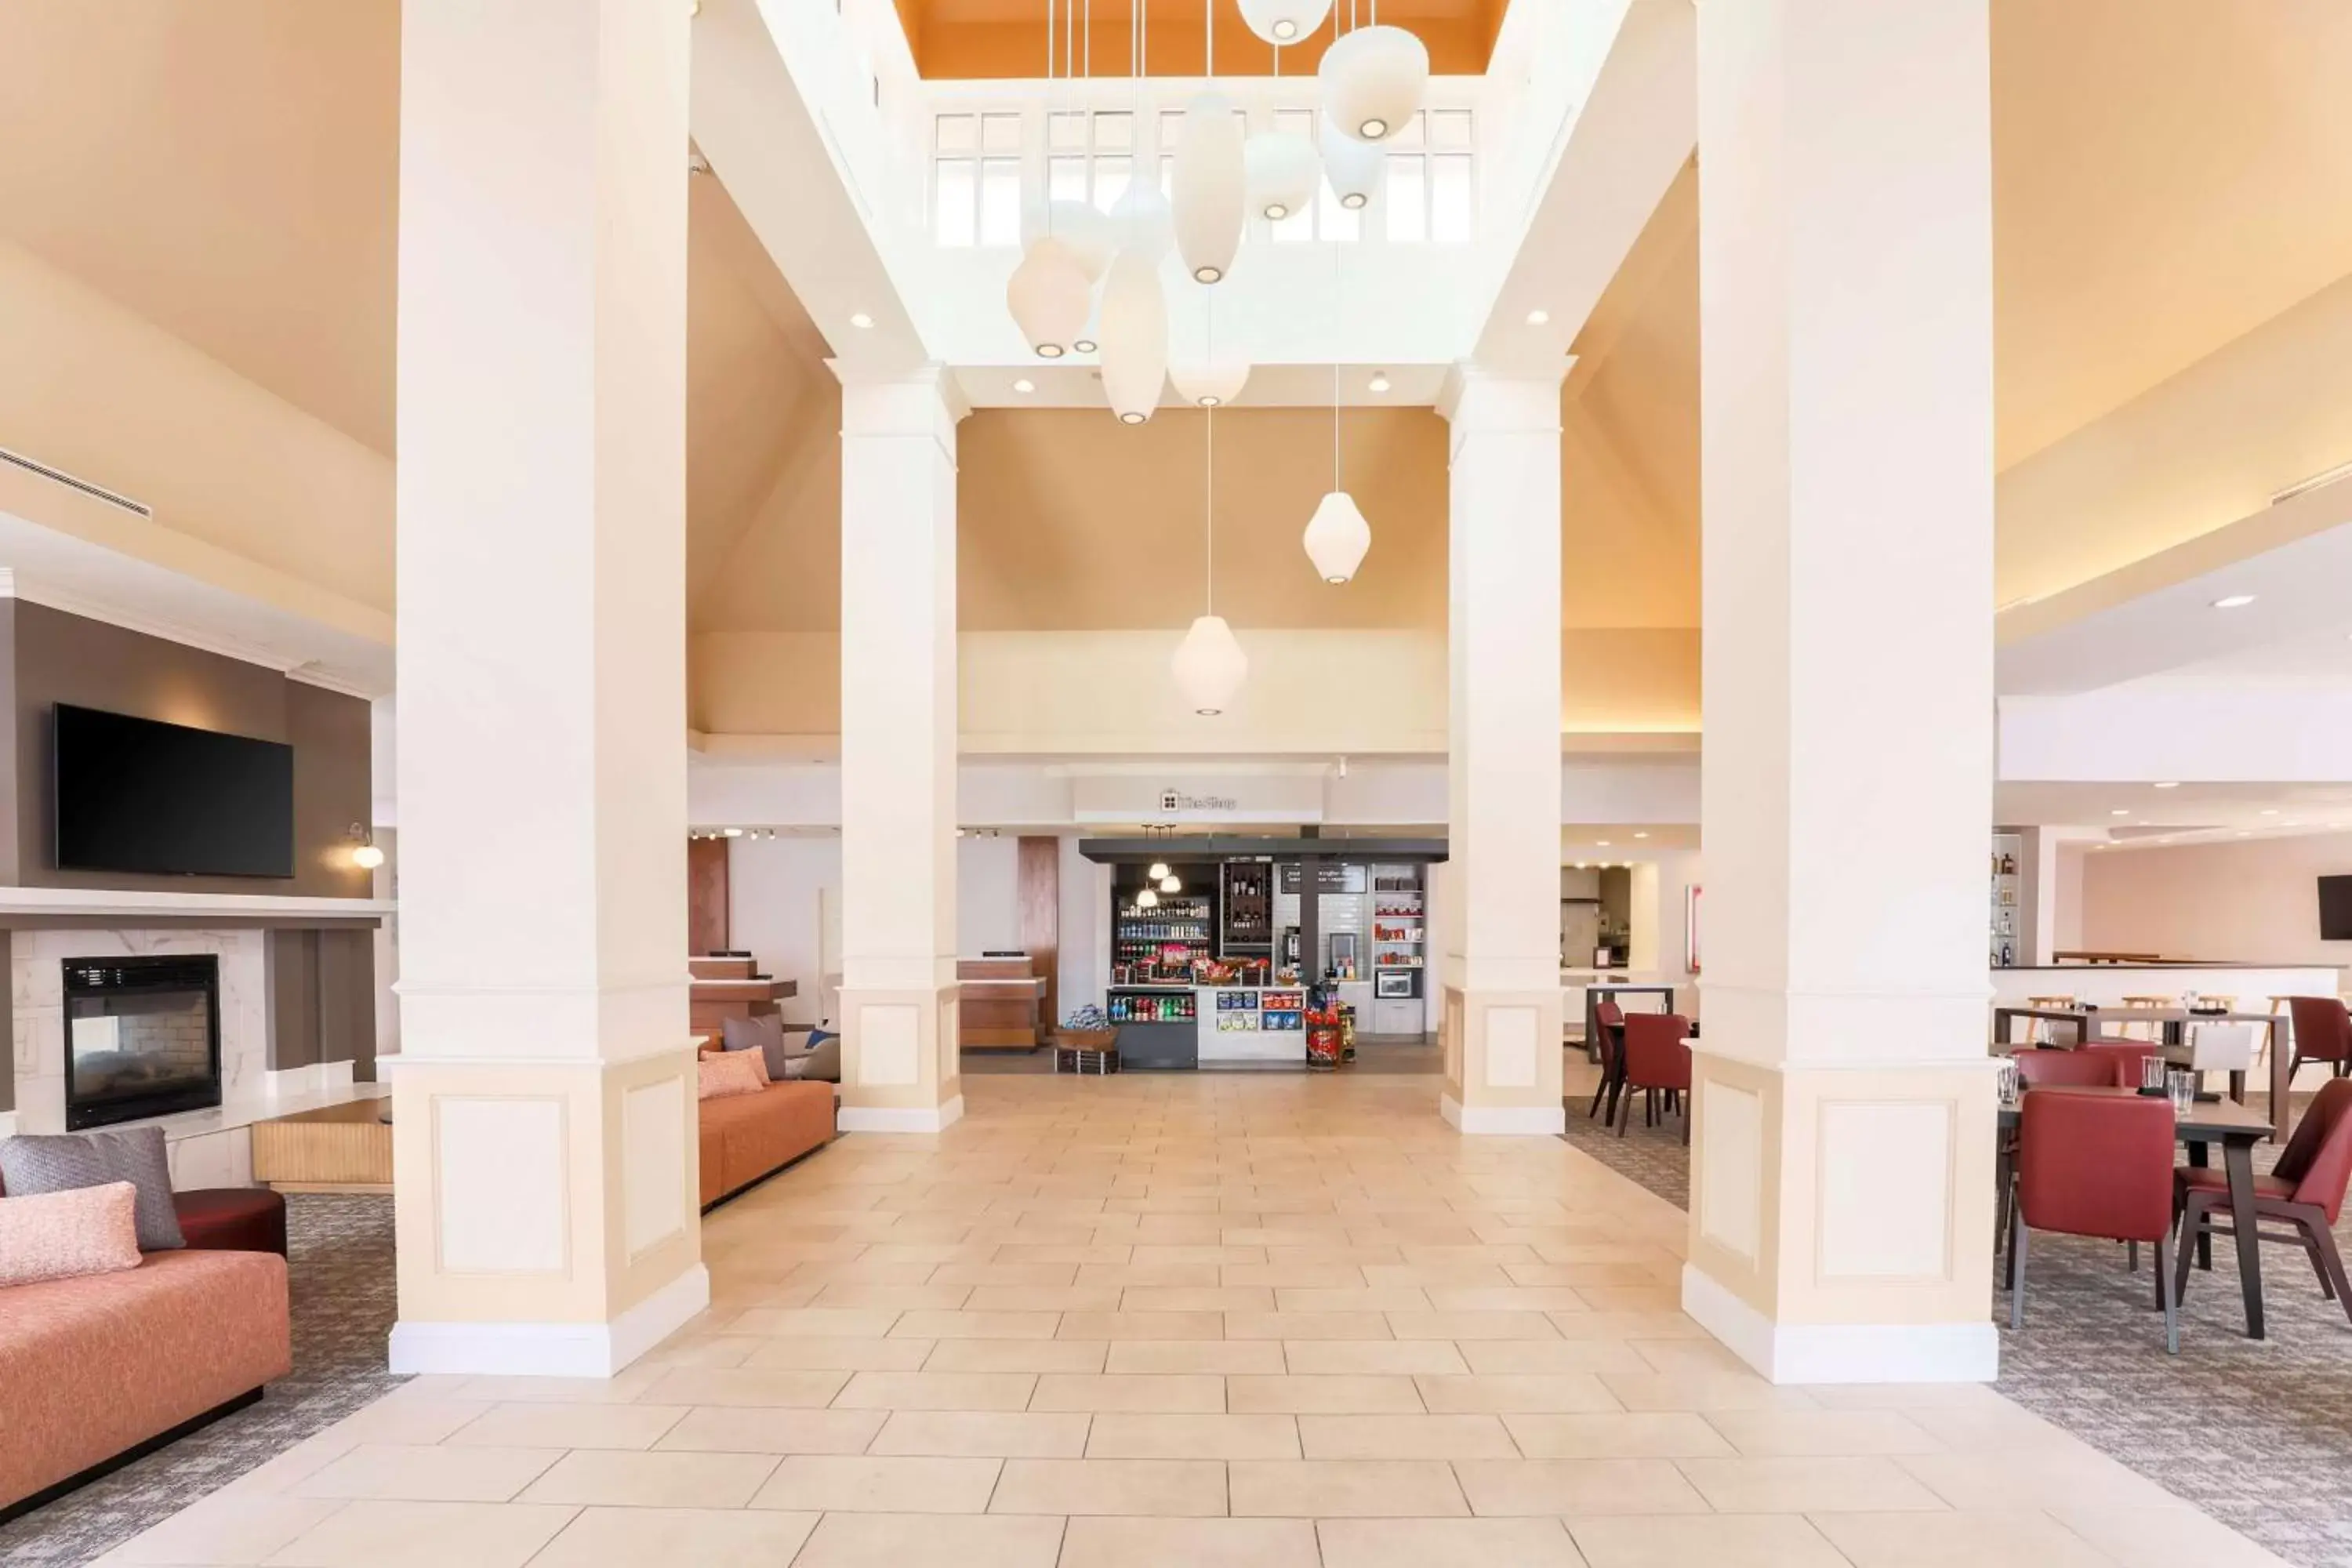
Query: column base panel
388 1262 710 1378
837 1094 966 1134
1682 1263 1998 1385
1439 1094 1567 1137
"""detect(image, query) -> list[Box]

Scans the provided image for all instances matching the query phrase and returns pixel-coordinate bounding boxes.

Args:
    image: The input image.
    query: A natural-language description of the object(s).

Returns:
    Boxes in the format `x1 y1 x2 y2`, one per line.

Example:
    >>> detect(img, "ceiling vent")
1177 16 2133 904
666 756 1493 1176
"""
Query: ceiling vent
0 445 153 520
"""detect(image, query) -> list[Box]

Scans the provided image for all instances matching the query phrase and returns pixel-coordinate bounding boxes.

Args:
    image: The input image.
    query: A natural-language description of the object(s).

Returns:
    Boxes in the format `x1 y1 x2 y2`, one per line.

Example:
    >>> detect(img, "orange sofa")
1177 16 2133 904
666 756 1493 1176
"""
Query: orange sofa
0 1248 291 1520
699 1079 835 1207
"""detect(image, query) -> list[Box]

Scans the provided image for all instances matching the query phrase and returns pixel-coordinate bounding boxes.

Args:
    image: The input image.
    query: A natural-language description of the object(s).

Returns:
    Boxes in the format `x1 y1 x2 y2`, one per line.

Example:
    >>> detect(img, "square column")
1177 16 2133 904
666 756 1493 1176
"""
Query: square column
1686 0 2000 1382
1437 368 1566 1136
387 0 702 1375
837 368 964 1134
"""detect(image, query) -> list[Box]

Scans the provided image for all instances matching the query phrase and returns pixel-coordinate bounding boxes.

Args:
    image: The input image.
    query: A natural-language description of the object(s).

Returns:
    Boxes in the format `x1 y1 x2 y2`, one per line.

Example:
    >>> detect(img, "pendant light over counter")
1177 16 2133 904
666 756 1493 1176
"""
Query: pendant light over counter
1172 401 1247 715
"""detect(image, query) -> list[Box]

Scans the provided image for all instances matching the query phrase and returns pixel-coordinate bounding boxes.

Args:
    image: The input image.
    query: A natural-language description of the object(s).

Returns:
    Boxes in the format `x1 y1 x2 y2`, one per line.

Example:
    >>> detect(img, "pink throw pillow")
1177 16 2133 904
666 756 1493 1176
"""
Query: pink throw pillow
0 1181 143 1287
697 1051 766 1101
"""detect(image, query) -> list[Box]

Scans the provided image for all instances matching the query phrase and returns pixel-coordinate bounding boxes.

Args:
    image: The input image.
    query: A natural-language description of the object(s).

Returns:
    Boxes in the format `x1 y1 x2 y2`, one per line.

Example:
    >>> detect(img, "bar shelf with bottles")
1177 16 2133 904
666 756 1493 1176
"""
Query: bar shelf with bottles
1366 865 1427 1036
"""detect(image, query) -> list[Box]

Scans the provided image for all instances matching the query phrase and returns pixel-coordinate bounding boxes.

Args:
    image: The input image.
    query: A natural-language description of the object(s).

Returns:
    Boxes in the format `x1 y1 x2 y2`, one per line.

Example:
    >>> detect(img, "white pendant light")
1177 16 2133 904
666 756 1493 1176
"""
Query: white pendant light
1237 0 1334 45
1137 885 1160 909
1148 861 1171 880
1171 93 1245 283
1006 237 1091 358
1319 114 1385 208
1321 24 1428 141
1303 492 1371 583
1170 360 1250 407
1109 180 1174 264
1159 873 1182 893
1098 249 1167 424
1044 199 1116 281
1244 129 1321 221
1172 402 1247 714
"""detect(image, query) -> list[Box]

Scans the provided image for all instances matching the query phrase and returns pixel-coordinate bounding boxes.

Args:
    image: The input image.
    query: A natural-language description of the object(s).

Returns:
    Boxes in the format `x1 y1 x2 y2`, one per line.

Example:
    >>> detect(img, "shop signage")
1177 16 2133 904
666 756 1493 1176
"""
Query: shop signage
1072 772 1326 825
1279 862 1370 894
1160 789 1239 815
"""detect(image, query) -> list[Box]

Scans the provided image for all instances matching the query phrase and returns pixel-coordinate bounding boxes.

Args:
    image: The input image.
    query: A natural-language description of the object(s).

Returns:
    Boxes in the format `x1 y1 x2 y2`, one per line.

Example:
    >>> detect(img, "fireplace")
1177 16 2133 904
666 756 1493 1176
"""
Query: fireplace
63 956 223 1130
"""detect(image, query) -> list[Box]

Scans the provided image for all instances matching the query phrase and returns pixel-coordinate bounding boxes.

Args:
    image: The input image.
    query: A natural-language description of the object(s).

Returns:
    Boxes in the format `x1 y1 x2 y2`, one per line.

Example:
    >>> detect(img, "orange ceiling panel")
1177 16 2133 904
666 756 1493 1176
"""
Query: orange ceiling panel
893 0 1504 79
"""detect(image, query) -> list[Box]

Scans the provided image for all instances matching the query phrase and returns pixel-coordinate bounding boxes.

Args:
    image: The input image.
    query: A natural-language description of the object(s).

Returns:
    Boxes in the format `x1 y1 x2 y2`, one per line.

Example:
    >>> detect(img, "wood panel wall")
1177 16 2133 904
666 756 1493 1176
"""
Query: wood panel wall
1018 836 1060 1029
688 835 731 956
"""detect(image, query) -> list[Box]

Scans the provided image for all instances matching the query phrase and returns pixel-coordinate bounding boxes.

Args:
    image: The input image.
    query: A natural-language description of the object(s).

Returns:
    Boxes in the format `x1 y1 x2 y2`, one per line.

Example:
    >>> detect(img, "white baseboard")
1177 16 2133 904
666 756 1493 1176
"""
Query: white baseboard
1681 1263 1999 1385
1440 1094 1566 1137
388 1263 710 1378
837 1095 965 1134
0 1110 15 1138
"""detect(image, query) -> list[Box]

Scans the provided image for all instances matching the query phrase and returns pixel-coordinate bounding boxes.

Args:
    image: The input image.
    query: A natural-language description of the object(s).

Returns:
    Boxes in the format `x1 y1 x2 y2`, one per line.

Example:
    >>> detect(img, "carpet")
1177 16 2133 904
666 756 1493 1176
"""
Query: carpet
0 1194 405 1566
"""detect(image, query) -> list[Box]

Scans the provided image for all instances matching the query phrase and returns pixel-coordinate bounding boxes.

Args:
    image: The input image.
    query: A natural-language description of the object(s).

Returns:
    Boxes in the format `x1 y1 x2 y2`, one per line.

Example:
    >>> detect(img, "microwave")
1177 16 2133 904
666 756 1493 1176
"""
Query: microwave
1376 971 1417 999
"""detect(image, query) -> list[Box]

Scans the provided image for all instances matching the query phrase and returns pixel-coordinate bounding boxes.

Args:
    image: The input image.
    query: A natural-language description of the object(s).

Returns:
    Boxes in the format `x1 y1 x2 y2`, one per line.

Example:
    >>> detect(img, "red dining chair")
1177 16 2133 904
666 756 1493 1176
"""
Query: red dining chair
2174 1076 2352 1326
2009 1089 2181 1353
1617 1012 1693 1144
2012 1048 2125 1089
2287 996 2352 1087
1585 999 1627 1121
2083 1040 2164 1091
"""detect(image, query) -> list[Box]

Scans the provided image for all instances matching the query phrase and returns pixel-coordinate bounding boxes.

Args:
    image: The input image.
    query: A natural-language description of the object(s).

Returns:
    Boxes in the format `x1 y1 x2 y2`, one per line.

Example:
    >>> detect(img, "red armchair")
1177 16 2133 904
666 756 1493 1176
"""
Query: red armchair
1616 1012 1693 1144
2175 1076 2352 1326
2287 996 2352 1087
1585 1000 1626 1121
2011 1049 2125 1089
2010 1089 2180 1353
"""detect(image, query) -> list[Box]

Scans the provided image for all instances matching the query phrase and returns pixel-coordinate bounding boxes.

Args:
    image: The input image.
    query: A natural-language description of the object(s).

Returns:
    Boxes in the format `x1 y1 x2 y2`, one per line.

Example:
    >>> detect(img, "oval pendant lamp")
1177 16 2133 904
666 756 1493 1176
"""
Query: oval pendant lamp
1007 237 1092 358
1303 492 1371 583
1109 180 1174 264
1319 114 1385 209
1236 0 1334 45
1243 129 1321 222
1043 198 1117 281
1098 249 1167 424
1320 24 1428 142
1170 360 1249 407
1171 93 1245 283
1173 403 1247 713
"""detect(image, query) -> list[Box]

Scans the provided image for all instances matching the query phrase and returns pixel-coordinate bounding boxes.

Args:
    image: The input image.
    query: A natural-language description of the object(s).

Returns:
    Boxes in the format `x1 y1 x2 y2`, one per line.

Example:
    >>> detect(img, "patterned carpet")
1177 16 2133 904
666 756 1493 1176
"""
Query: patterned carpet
0 1195 405 1566
1563 1077 2352 1568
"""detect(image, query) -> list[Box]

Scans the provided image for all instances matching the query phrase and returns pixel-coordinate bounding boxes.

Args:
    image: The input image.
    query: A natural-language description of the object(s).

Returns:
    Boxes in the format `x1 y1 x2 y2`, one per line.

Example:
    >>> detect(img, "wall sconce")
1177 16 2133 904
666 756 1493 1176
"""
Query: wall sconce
347 823 384 871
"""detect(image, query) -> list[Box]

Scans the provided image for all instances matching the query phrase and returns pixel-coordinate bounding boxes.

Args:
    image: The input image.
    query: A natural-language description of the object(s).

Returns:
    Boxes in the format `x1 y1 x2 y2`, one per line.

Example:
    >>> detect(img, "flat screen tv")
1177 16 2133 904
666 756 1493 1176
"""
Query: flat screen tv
2322 876 2352 942
53 704 295 878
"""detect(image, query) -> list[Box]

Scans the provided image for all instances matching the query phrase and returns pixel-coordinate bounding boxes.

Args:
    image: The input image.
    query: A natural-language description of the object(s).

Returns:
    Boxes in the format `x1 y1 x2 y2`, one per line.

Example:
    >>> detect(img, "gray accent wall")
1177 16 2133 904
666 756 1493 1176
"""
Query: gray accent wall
267 927 379 1082
0 930 11 1115
2 601 372 897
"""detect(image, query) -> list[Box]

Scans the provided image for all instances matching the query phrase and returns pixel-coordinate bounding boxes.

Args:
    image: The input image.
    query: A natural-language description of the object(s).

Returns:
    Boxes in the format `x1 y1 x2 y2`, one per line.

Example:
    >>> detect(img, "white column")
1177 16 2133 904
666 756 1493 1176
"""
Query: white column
1437 368 1566 1135
387 0 702 1376
837 368 964 1134
1685 0 1999 1382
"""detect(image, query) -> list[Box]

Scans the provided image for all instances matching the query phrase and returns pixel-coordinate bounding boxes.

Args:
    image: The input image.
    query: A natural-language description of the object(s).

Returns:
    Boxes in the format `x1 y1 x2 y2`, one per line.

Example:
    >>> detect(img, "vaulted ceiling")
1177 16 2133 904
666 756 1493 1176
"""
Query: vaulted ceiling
888 0 1507 79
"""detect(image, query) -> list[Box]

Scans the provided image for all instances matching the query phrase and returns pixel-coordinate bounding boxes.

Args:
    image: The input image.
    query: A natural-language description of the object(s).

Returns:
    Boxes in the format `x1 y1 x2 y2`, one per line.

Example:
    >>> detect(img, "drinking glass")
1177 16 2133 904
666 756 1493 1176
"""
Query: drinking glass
2141 1054 2170 1093
2168 1069 2196 1116
1996 1058 2020 1105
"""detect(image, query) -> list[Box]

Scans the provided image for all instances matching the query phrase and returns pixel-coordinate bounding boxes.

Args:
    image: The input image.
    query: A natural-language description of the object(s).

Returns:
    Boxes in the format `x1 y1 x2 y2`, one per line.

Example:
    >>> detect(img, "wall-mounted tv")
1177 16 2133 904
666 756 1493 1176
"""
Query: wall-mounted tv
2322 876 2352 942
53 704 295 878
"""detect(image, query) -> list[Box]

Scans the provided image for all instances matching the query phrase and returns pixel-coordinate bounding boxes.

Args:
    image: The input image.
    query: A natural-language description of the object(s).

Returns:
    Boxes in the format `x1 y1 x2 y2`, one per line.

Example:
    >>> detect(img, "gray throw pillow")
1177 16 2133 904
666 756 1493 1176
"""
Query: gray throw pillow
0 1127 185 1250
799 1033 842 1083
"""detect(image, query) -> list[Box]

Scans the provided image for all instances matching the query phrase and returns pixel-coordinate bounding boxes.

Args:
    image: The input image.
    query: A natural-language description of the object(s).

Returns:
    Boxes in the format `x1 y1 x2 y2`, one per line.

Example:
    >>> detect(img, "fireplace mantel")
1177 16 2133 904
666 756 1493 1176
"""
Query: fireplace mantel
0 887 391 929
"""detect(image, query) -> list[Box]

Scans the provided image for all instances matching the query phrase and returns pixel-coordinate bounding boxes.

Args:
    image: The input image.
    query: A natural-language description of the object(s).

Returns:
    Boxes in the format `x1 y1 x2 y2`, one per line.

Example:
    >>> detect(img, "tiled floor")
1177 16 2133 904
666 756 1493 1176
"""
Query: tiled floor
96 1069 2296 1566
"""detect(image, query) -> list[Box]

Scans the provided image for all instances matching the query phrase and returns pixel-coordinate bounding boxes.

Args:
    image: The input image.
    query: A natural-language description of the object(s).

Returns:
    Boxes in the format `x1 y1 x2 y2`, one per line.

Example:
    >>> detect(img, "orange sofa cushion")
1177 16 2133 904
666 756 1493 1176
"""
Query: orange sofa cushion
699 1080 834 1206
0 1248 291 1512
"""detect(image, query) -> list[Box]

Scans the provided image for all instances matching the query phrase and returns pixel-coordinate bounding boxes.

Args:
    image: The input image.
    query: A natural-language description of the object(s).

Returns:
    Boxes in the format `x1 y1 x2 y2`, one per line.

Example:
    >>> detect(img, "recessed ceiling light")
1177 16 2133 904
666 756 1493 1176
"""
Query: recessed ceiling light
2238 830 2252 837
1596 840 1611 848
848 312 874 329
2211 593 2256 609
1526 309 1550 326
1012 378 1035 394
2261 808 2280 815
1073 337 1098 353
1368 372 1392 394
1633 831 1650 839
2154 781 2180 789
2110 808 2129 816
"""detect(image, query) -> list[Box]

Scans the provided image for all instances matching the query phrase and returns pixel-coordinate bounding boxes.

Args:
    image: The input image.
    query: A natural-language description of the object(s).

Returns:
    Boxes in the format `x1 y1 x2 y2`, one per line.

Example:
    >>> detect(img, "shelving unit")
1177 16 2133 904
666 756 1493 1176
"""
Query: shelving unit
1990 833 2021 968
1108 988 1196 1024
1367 864 1428 1037
1220 862 1273 954
1113 893 1212 982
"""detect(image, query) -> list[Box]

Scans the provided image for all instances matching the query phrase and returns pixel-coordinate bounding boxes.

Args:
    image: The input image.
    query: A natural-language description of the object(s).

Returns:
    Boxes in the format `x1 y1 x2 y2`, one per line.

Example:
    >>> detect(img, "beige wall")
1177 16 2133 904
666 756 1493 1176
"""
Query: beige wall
2079 833 2352 967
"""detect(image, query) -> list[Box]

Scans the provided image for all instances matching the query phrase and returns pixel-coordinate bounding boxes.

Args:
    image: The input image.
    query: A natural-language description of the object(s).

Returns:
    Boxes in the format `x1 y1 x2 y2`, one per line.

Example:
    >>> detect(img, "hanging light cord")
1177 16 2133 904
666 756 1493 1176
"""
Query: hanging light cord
1205 401 1217 615
1331 228 1344 492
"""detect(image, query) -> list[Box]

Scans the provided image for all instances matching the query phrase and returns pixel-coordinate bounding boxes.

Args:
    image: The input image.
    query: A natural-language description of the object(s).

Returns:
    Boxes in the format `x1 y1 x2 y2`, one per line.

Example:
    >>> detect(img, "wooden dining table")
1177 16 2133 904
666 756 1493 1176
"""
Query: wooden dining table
1997 1087 2276 1338
1994 1006 2292 1142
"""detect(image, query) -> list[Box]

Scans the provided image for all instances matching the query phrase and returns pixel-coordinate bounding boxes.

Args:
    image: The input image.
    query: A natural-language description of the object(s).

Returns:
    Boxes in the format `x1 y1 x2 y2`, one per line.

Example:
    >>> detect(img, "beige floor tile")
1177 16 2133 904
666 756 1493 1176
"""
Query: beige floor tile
633 1366 851 1407
989 1457 1228 1515
289 1444 560 1504
1415 1374 1620 1414
1297 1414 1519 1459
652 1406 888 1454
1811 1508 2122 1567
518 1450 781 1509
1227 1459 1468 1518
1283 1340 1469 1375
1272 1287 1433 1312
833 1370 1039 1410
890 1308 1062 1339
869 1410 1093 1457
1458 1339 1649 1374
1357 1264 1518 1289
791 1511 1067 1567
1029 1373 1227 1412
524 1506 821 1567
1703 1407 1944 1457
962 1287 1124 1312
1226 1311 1395 1340
1119 1286 1276 1312
1221 1264 1373 1288
263 1500 578 1567
1085 1413 1301 1458
1544 1312 1711 1342
722 1306 906 1338
105 1494 342 1566
1895 1450 2178 1512
1227 1374 1426 1414
1316 1515 1588 1568
924 1337 1110 1372
1076 1264 1225 1288
1422 1287 1593 1313
2042 1502 2288 1568
1567 1513 1850 1568
930 1262 1081 1287
1894 1401 2096 1453
1596 1372 1822 1413
1058 1515 1320 1568
1502 1412 1735 1459
741 1337 935 1371
808 1283 975 1310
1676 1455 1948 1513
1105 1338 1287 1374
1056 1311 1225 1340
314 1399 494 1446
446 1368 667 1405
442 1402 687 1451
1386 1310 1562 1340
750 1454 1004 1512
1454 1457 1708 1516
